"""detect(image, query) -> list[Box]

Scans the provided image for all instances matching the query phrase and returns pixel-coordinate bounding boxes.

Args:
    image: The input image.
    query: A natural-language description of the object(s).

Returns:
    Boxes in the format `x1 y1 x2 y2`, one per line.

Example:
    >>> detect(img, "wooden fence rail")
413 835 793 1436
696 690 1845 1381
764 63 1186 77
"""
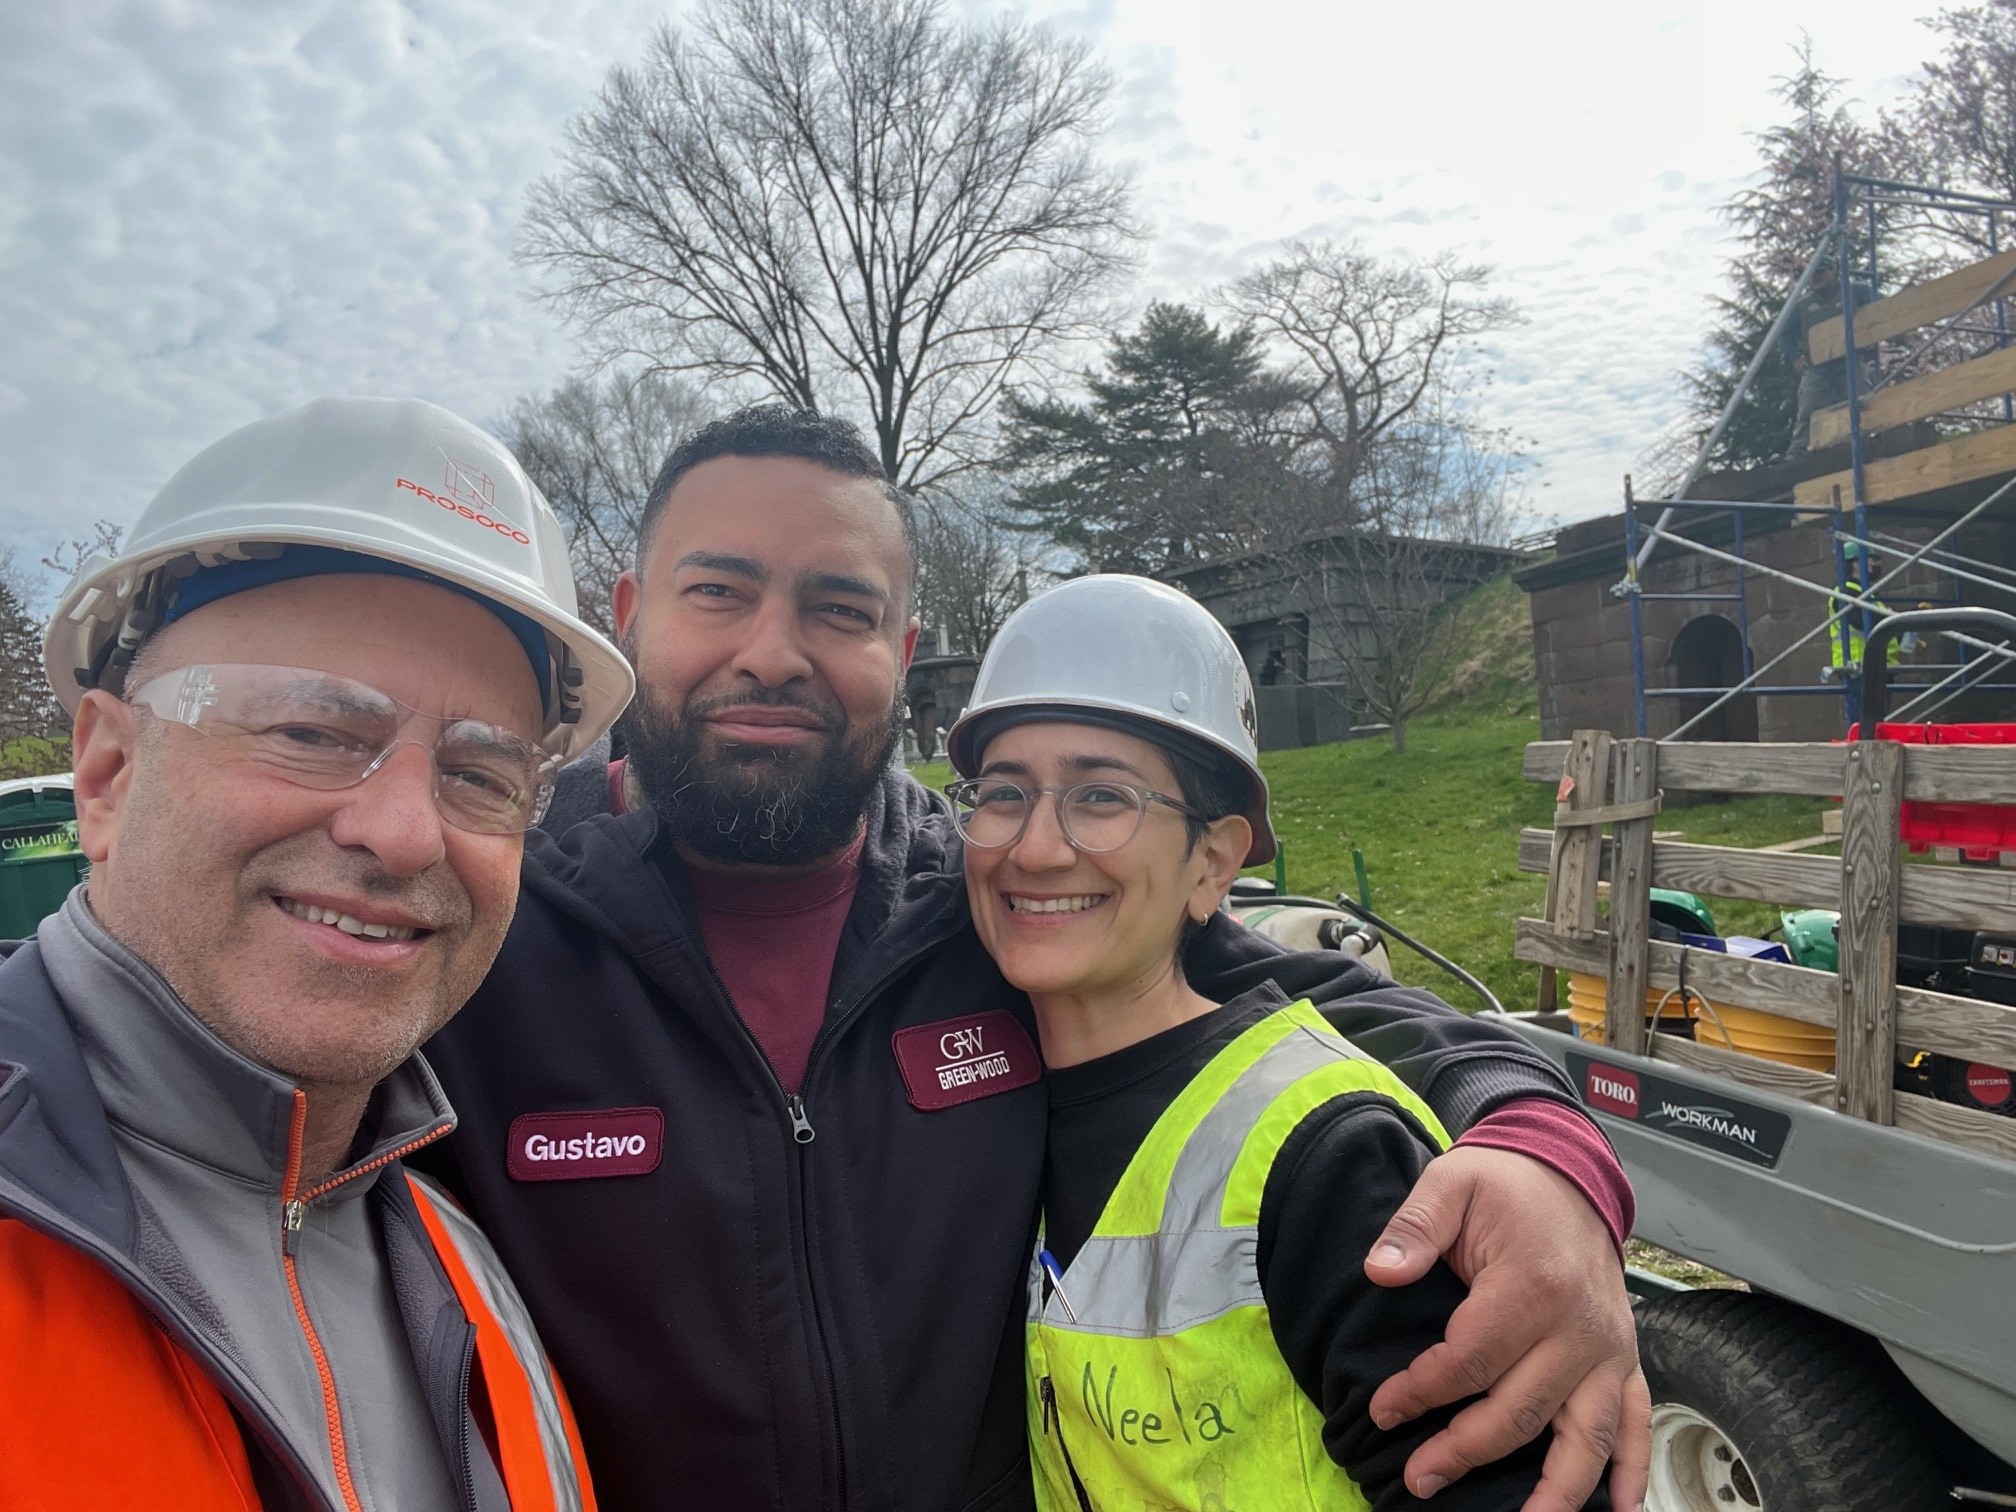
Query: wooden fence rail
1519 734 2016 1164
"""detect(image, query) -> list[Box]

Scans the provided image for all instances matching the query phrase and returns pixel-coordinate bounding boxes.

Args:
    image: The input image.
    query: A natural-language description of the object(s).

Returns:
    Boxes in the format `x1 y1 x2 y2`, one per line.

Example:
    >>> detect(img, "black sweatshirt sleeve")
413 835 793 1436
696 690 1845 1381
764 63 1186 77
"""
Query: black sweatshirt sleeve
1184 911 1586 1133
1257 1094 1609 1512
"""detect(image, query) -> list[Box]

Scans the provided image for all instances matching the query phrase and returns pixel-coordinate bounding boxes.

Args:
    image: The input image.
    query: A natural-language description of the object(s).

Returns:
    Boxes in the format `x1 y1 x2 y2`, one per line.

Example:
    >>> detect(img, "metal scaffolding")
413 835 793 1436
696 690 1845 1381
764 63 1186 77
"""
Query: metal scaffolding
1615 168 2016 741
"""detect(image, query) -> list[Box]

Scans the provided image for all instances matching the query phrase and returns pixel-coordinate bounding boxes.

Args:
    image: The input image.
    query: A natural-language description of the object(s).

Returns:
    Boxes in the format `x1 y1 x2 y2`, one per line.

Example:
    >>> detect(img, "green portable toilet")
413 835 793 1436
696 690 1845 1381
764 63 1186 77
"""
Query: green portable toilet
0 775 87 940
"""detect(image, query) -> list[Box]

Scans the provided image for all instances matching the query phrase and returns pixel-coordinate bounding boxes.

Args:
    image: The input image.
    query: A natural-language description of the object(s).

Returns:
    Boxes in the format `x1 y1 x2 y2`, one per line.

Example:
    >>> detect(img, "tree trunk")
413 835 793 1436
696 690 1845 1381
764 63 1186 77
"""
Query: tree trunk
1389 718 1406 753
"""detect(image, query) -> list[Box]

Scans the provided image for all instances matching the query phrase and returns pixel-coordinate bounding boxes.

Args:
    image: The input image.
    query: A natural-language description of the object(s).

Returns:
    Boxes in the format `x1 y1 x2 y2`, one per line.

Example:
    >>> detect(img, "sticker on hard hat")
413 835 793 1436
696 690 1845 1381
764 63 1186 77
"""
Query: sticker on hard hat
1567 1050 1792 1169
396 475 532 546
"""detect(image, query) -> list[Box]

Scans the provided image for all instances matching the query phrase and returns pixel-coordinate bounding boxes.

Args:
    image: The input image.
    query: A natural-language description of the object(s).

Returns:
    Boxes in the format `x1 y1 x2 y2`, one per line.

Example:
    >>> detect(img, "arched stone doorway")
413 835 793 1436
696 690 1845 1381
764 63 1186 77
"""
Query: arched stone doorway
1668 614 1758 743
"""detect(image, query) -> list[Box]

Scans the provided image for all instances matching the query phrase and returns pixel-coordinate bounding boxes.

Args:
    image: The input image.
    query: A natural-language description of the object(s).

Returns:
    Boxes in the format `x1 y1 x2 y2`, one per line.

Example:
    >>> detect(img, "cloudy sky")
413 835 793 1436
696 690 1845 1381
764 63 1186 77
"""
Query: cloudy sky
0 0 1943 579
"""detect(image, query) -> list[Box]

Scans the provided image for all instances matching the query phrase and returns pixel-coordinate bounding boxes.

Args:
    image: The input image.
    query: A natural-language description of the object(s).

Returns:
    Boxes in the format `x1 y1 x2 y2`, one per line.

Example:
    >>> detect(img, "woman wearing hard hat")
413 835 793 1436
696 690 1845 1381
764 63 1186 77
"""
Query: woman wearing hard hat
944 575 1565 1511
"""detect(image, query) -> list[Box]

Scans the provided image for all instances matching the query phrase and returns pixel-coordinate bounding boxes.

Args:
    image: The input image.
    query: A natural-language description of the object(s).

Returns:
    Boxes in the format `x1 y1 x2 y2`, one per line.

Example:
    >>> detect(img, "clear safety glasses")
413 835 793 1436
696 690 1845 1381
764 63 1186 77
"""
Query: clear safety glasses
127 663 558 835
944 777 1198 854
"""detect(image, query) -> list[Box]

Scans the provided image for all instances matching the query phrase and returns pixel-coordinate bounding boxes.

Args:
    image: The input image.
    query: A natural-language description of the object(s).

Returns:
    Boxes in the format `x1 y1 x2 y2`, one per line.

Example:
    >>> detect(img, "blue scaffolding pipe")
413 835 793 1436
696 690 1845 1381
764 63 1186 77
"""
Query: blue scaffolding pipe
1623 480 1647 737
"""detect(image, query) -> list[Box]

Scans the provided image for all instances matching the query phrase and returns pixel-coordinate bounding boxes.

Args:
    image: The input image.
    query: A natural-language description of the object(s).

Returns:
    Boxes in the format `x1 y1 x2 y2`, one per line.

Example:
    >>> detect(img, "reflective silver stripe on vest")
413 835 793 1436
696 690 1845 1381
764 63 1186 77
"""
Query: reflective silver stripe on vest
412 1174 584 1512
1034 1021 1369 1338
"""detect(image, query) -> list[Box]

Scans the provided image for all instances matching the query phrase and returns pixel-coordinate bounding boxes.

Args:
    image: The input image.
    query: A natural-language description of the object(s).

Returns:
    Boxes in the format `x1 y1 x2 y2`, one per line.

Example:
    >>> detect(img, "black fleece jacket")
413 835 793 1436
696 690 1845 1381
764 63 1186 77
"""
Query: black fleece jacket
414 766 1590 1512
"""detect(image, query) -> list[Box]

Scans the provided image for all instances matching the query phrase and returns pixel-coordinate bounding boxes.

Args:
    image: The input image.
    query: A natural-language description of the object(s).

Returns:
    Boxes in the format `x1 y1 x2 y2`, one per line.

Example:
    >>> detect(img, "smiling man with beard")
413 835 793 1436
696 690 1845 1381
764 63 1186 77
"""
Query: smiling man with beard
417 407 1649 1512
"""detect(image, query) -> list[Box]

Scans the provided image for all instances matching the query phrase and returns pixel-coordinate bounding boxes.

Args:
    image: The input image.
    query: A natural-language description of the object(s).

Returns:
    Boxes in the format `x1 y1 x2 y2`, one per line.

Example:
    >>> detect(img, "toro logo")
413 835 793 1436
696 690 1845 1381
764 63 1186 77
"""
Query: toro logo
1583 1062 1641 1118
506 1107 663 1182
893 1009 1041 1111
396 459 532 546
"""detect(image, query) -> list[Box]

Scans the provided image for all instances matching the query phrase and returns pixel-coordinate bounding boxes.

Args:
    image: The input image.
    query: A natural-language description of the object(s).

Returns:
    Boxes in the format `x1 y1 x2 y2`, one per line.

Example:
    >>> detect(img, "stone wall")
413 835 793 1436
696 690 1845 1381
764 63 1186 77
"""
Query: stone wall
1522 513 2016 742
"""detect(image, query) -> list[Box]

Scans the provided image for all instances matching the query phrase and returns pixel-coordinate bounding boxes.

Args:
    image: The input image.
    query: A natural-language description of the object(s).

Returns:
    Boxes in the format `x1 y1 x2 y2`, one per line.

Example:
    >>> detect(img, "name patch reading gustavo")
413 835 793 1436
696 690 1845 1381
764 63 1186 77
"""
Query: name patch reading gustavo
893 1010 1041 1111
506 1107 664 1182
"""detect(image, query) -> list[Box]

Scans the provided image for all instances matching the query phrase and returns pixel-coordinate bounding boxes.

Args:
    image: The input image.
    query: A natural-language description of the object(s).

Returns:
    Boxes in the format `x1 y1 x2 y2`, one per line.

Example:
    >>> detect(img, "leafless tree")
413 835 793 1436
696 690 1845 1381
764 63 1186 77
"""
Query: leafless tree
520 0 1138 492
1219 390 1526 753
1882 2 2016 259
499 372 708 634
39 521 123 609
911 490 1039 657
1225 241 1520 522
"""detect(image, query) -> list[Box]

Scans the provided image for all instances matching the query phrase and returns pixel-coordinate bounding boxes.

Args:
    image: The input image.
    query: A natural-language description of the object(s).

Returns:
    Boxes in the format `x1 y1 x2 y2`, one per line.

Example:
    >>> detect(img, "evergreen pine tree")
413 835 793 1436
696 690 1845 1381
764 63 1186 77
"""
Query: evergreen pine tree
0 577 64 745
1683 44 1892 471
1000 303 1298 575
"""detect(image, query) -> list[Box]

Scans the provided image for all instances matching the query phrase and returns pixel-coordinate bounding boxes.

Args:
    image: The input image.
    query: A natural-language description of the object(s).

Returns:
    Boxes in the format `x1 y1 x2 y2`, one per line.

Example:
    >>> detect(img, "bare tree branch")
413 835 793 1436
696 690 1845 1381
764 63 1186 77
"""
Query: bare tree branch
497 372 709 634
520 0 1139 491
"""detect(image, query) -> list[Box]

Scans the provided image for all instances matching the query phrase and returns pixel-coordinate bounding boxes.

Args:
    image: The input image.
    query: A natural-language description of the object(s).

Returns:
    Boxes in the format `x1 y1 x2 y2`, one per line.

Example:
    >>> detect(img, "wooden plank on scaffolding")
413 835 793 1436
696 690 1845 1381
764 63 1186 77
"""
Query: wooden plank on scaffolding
1895 1091 2016 1163
1526 740 2016 805
1835 740 1904 1124
1810 343 2016 450
1605 740 1659 1056
1794 423 2016 507
1808 248 2016 363
1514 917 2016 1064
1515 829 2016 932
1648 1034 1837 1107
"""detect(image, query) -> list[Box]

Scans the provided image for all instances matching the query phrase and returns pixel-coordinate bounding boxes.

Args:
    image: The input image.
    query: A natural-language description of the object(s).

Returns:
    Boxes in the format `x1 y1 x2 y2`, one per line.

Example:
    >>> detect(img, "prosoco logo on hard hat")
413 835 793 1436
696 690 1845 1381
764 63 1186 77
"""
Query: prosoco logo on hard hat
395 458 533 546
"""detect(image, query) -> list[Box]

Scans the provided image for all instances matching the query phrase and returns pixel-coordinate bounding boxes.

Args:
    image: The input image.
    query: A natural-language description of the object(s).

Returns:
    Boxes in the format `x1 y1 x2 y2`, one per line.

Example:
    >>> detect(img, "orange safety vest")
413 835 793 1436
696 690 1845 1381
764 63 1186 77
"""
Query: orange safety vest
0 1176 597 1512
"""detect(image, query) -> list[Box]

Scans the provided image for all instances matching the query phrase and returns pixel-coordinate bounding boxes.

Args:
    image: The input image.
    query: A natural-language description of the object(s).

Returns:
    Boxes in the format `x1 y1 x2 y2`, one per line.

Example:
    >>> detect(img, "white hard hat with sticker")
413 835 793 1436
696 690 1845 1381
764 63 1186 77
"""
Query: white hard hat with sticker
946 573 1274 865
44 396 633 757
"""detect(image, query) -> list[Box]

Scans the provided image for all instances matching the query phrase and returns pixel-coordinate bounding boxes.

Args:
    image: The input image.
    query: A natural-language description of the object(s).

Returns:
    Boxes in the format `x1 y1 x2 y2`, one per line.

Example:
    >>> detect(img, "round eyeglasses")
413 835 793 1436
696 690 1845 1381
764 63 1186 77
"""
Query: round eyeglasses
944 777 1199 854
127 663 558 835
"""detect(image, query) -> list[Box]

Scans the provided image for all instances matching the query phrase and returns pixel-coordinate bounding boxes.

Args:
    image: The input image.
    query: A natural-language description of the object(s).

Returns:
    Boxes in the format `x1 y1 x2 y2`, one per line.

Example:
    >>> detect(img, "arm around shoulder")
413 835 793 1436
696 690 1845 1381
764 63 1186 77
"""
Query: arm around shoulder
1256 1098 1607 1512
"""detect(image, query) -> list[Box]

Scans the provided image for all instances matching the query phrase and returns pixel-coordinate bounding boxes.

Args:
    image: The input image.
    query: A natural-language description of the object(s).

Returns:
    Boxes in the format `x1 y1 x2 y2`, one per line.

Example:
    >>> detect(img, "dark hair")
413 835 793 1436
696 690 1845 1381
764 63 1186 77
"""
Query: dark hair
1159 738 1252 971
1158 739 1252 853
636 405 916 604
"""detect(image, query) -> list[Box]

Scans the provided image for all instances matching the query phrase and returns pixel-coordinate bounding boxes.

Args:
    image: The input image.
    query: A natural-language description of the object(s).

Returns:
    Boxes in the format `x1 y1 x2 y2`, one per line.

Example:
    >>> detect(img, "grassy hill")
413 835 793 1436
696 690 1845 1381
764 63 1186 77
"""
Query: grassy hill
914 574 1839 1008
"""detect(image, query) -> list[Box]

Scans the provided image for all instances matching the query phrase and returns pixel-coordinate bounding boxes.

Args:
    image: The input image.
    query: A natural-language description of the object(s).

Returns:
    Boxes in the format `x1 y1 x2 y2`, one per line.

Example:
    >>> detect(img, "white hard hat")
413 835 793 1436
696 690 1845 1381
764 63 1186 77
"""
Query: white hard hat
946 574 1274 865
44 397 633 757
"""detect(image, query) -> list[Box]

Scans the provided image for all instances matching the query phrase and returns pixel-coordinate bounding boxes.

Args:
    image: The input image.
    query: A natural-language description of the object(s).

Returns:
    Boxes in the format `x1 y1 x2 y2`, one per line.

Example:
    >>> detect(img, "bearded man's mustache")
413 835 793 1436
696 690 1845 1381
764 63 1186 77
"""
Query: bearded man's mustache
614 667 901 866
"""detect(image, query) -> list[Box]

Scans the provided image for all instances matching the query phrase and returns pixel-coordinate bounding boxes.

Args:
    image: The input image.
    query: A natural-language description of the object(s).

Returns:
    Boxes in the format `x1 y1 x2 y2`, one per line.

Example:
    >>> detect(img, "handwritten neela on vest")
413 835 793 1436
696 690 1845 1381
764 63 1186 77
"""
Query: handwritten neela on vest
1026 1001 1450 1512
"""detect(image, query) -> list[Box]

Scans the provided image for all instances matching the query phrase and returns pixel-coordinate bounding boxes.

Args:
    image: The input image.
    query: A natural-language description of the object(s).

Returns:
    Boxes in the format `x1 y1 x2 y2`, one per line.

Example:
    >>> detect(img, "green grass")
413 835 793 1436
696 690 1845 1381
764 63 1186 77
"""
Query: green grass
912 578 1838 1011
1244 706 1834 1008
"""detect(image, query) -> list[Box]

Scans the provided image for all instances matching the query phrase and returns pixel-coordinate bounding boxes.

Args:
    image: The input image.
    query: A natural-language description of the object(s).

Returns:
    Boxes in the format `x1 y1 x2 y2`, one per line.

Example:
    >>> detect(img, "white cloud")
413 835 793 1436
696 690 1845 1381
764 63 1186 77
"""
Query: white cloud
0 0 667 565
0 0 1959 576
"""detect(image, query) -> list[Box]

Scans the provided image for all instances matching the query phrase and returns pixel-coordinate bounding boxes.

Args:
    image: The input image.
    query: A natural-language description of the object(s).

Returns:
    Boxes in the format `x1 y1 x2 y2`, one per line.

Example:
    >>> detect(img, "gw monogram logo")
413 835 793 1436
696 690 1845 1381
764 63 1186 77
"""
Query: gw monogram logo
935 1024 1013 1091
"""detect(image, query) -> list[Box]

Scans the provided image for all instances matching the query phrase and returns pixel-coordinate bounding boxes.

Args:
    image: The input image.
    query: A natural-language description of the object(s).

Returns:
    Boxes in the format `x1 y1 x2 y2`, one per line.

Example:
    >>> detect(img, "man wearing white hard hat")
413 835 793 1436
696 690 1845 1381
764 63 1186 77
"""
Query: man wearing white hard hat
419 407 1646 1512
0 398 626 1510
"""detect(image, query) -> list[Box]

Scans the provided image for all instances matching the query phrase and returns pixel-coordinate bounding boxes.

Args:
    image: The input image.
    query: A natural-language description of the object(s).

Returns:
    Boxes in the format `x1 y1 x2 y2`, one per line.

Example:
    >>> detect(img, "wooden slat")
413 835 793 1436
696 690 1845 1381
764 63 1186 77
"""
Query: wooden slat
1895 1091 2016 1163
1835 741 1904 1124
1903 746 2016 805
1514 828 2016 932
1526 739 2016 806
1648 1034 1837 1106
1606 740 1659 1056
1514 916 2016 1064
1793 422 2016 507
1552 730 1612 940
1810 343 2016 449
1808 248 2016 363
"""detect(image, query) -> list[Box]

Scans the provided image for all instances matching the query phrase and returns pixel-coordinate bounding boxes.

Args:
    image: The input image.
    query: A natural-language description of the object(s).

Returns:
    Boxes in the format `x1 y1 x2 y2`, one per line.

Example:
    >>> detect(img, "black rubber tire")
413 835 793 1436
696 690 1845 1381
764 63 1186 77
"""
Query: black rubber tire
1636 1289 1946 1512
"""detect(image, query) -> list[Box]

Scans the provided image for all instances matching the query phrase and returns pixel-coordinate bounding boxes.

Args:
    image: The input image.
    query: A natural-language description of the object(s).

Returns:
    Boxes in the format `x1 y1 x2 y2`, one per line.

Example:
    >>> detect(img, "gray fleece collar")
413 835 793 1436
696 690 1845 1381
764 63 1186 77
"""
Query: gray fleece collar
38 889 454 1196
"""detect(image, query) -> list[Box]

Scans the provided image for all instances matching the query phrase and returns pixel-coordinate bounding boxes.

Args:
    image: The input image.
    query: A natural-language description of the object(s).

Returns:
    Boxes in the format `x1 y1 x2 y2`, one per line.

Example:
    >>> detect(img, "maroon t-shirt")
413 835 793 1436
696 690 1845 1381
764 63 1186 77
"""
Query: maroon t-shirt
612 756 862 1094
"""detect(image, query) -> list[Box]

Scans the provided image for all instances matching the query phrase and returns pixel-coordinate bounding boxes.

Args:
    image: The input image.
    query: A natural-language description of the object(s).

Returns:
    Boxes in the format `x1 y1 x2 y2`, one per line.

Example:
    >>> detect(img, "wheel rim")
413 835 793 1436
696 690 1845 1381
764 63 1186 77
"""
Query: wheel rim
1648 1402 1763 1511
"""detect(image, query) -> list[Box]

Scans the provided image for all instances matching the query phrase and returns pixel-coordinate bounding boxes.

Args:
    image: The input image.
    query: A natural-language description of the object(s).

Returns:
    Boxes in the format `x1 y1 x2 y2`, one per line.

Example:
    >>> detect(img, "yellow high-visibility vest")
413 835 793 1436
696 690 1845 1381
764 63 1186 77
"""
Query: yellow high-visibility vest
1025 1000 1450 1511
